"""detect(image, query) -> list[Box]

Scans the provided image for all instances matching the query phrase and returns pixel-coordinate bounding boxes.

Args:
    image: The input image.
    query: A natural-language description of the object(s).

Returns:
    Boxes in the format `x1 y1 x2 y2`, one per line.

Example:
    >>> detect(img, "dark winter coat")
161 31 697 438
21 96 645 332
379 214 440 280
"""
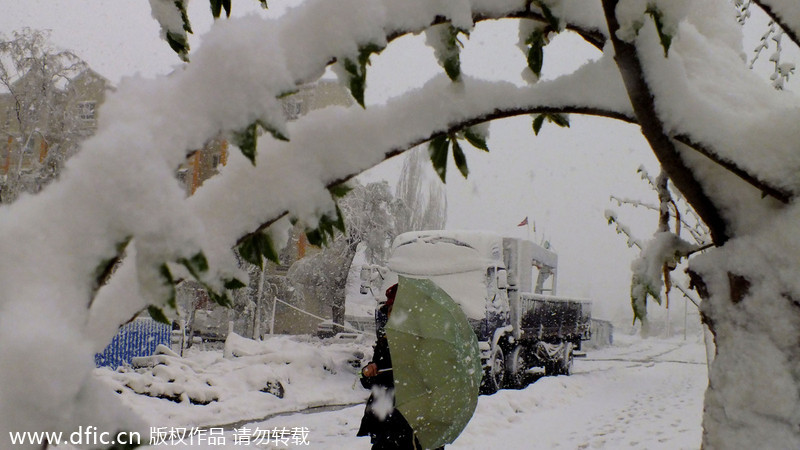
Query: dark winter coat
357 311 418 450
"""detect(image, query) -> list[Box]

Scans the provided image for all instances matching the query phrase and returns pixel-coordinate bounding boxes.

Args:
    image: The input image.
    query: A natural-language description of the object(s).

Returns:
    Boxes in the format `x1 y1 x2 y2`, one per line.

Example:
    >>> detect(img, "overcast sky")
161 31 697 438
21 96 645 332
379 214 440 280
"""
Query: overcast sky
4 2 787 326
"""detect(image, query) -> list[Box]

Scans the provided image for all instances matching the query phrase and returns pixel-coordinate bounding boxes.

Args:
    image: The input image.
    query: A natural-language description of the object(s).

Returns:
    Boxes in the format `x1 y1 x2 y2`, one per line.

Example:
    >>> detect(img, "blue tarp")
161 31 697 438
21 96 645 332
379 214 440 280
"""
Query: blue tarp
95 318 171 368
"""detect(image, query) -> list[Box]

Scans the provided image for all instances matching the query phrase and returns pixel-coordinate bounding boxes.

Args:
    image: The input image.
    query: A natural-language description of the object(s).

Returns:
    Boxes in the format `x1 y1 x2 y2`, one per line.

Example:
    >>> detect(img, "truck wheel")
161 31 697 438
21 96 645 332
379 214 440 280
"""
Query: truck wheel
544 360 556 377
480 346 505 394
505 345 528 388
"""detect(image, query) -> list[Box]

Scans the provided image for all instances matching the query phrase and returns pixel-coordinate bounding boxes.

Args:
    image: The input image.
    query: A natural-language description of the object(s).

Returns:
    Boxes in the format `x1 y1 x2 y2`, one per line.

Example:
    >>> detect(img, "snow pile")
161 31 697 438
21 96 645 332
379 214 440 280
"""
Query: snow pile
117 356 220 406
98 333 373 429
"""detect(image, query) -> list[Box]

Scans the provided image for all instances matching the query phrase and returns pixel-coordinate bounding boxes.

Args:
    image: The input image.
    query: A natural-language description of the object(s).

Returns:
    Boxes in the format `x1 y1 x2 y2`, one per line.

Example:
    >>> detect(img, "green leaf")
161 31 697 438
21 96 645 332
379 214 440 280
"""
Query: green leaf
257 0 268 9
304 205 347 248
159 263 174 285
305 228 324 247
237 232 280 268
232 122 259 165
358 43 384 67
157 263 178 311
237 234 261 268
148 305 171 325
428 134 450 183
222 0 231 17
208 288 233 307
343 58 359 77
175 0 192 33
440 25 463 81
92 257 117 289
259 233 280 265
451 138 469 179
533 113 569 135
343 58 366 108
342 44 383 108
210 0 222 18
328 182 353 199
464 128 489 152
91 236 131 291
526 32 545 77
532 114 545 135
224 278 247 290
262 122 289 142
179 252 209 280
548 113 570 128
534 0 560 30
165 32 190 62
646 6 672 57
332 204 346 233
443 55 461 81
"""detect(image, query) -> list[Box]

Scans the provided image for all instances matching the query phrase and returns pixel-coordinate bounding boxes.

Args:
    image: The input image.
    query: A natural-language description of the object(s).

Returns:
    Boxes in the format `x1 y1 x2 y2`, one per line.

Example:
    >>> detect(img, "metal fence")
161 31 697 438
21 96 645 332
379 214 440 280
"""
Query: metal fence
95 318 171 369
586 318 614 348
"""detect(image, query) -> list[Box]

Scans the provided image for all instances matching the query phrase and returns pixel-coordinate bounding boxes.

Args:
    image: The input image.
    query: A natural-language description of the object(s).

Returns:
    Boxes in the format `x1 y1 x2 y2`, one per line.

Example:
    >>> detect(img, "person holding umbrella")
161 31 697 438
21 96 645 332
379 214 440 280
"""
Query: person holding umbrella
359 277 480 449
357 284 440 450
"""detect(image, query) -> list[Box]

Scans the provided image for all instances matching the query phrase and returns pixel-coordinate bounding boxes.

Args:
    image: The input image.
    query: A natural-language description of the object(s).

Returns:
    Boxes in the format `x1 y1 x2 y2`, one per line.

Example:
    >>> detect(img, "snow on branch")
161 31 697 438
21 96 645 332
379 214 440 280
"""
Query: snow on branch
601 0 730 244
630 230 698 325
84 1 632 351
753 0 800 49
602 0 800 245
90 55 637 339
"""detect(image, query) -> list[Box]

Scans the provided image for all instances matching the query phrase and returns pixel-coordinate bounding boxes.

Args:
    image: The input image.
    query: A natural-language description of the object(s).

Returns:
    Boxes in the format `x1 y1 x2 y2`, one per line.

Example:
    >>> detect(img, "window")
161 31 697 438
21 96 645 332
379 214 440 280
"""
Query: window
77 101 96 121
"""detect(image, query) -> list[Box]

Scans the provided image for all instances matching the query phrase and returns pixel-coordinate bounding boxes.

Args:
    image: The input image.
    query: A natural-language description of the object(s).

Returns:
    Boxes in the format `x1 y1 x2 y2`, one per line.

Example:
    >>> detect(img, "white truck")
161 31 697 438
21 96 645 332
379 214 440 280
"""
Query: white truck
361 230 591 394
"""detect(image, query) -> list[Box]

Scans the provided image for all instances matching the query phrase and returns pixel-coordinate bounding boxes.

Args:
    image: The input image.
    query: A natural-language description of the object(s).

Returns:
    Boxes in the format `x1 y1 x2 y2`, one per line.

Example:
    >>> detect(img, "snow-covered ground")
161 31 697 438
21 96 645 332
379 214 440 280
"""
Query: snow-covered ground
88 332 707 449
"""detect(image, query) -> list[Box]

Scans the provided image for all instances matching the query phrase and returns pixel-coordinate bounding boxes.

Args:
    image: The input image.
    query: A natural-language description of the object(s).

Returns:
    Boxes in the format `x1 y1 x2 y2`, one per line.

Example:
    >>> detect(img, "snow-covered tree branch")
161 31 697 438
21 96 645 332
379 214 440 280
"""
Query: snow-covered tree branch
4 0 800 448
753 0 800 48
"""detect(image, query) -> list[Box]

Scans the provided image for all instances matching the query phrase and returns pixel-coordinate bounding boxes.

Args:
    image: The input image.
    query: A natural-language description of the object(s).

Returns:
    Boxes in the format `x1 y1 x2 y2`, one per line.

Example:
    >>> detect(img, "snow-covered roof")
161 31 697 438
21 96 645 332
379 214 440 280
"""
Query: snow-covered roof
388 230 504 276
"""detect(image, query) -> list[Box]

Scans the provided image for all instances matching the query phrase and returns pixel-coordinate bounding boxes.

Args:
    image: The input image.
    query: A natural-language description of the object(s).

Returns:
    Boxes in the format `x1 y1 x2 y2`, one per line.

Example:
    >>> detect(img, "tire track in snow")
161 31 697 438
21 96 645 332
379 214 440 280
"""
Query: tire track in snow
212 402 365 431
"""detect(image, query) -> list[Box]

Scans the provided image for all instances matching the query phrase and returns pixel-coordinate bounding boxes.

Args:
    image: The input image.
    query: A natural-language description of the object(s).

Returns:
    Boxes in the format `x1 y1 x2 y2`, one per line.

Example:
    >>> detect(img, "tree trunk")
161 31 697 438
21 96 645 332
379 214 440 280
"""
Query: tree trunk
600 1 800 446
331 240 359 333
690 264 800 449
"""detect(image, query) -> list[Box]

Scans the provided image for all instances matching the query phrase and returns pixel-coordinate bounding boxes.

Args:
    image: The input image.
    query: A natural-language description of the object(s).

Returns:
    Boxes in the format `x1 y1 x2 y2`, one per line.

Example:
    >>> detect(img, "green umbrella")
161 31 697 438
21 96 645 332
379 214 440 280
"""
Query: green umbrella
386 276 483 449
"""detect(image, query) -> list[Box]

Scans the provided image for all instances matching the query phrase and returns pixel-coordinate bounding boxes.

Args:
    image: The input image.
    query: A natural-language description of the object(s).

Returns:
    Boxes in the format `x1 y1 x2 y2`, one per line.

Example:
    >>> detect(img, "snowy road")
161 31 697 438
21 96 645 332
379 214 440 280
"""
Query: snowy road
227 335 708 449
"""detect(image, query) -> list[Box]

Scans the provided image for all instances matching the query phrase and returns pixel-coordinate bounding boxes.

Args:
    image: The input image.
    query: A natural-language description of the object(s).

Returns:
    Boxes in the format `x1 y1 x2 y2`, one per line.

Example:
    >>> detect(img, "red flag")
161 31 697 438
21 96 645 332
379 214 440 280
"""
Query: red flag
517 216 528 227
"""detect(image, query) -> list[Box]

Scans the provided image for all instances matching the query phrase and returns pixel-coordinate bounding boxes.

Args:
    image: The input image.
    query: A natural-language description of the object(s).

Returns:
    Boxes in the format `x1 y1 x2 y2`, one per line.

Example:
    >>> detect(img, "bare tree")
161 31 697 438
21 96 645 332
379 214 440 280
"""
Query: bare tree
394 146 447 234
341 180 397 265
0 28 93 203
